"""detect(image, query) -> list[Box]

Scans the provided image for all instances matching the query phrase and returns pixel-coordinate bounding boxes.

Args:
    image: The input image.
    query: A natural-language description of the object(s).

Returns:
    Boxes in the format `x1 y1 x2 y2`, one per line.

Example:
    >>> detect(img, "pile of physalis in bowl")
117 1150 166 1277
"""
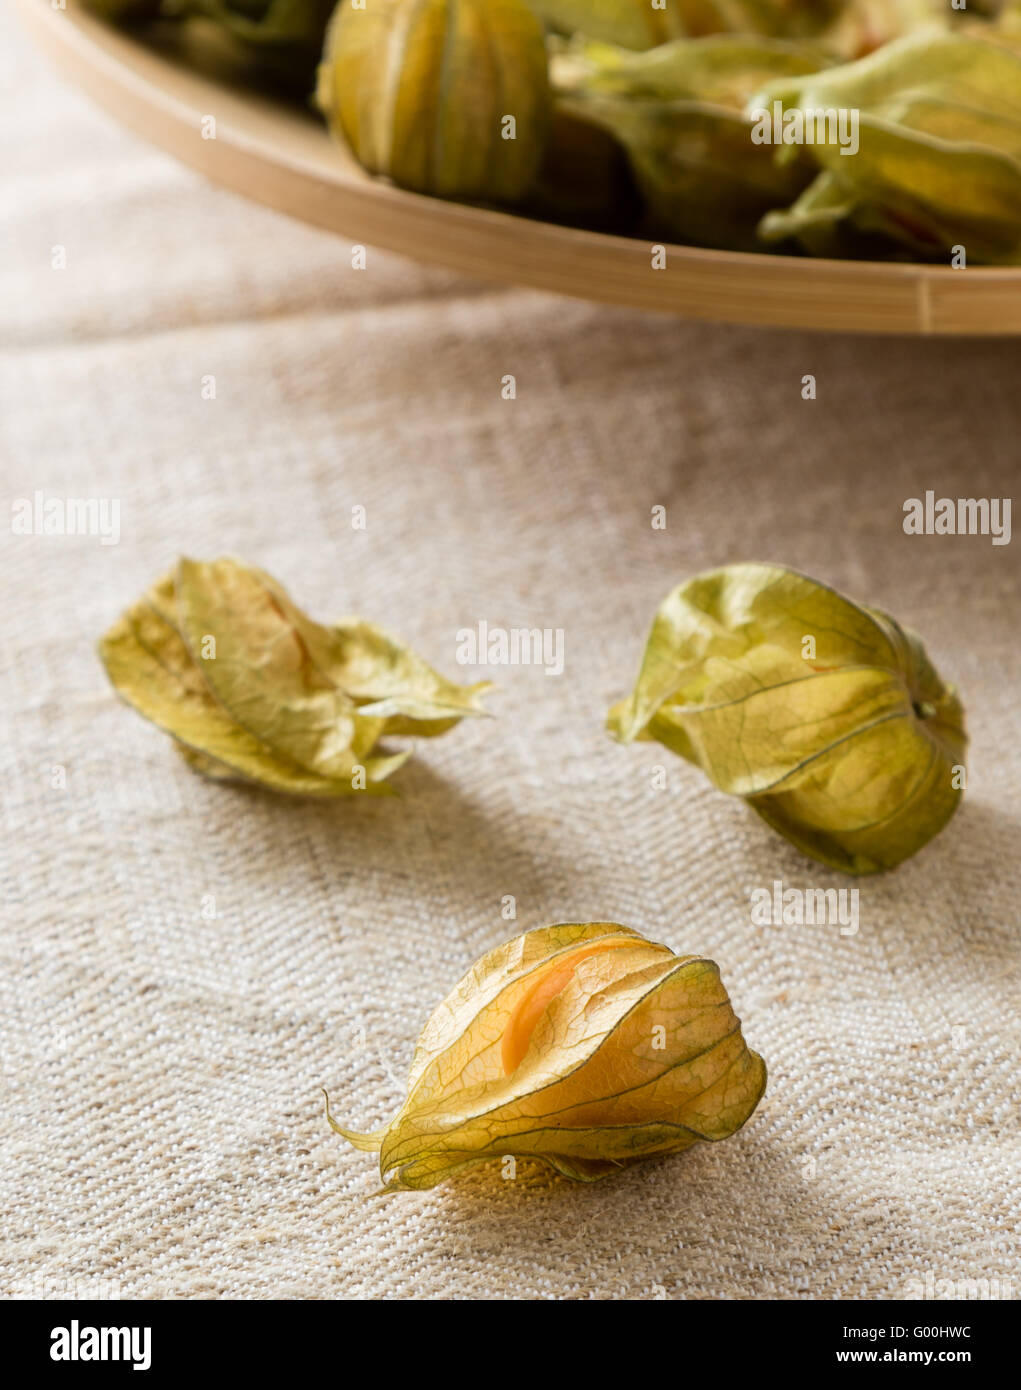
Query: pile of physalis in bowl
87 0 1021 260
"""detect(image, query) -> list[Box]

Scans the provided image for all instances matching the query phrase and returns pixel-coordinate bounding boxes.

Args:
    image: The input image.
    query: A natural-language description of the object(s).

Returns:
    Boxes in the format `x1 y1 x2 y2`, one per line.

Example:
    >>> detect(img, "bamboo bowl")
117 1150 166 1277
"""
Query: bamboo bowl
16 0 1021 334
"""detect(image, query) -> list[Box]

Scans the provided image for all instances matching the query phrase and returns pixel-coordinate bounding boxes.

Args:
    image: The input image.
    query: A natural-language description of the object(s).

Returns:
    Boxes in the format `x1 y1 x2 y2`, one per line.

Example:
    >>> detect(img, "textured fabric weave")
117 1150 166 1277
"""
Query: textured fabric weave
2 8 1018 1301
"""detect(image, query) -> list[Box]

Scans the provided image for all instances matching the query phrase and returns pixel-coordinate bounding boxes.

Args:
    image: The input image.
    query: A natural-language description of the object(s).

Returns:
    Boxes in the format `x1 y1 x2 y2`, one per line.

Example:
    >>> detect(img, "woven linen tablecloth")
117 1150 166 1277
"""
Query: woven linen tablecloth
2 7 1019 1302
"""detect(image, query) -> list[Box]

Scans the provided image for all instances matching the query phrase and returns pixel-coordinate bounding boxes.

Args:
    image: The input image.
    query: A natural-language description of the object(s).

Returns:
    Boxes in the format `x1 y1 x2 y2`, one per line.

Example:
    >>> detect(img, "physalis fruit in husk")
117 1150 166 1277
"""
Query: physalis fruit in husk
317 0 552 203
609 563 966 875
98 557 491 796
752 33 1021 264
327 921 766 1188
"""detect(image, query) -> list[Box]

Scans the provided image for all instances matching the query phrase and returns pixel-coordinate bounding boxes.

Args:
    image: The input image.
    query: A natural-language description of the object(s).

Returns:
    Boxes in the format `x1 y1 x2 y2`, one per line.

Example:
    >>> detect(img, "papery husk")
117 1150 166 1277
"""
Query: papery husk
753 33 1021 263
330 922 766 1188
609 564 966 875
99 580 399 795
176 558 490 756
548 32 832 248
560 93 814 250
99 558 490 795
551 32 835 108
317 0 552 202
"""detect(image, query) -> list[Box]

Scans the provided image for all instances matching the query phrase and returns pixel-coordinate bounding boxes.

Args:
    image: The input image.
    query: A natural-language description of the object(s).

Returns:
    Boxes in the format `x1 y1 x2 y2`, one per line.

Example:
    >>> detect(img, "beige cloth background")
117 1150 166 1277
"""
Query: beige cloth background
2 8 1019 1302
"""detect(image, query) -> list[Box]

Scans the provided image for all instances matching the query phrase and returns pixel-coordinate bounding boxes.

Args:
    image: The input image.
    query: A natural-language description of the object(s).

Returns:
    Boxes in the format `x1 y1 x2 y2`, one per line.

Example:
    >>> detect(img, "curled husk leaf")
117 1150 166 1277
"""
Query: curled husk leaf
551 31 833 248
551 32 835 110
329 922 766 1188
609 564 966 875
316 0 552 202
752 33 1021 263
558 92 814 250
98 557 491 796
